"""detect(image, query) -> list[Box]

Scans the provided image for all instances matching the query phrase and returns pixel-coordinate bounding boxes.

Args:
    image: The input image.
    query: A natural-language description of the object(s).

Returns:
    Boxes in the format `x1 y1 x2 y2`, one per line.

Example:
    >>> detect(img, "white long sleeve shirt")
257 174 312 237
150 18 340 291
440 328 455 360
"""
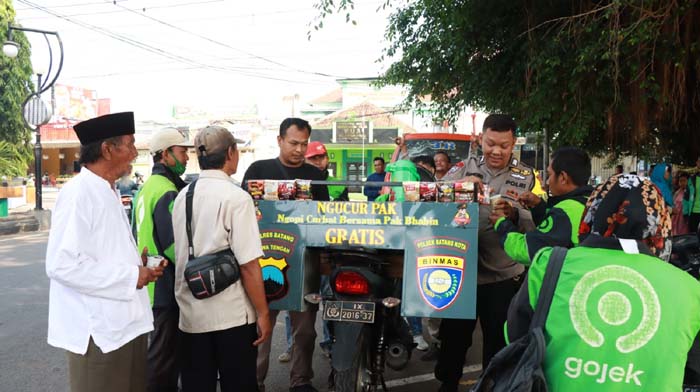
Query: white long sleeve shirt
46 168 153 354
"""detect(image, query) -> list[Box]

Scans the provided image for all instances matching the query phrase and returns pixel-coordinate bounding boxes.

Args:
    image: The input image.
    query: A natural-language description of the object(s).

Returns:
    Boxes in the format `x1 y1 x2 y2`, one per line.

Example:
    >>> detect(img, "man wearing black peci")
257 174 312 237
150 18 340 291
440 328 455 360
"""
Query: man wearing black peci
243 117 328 392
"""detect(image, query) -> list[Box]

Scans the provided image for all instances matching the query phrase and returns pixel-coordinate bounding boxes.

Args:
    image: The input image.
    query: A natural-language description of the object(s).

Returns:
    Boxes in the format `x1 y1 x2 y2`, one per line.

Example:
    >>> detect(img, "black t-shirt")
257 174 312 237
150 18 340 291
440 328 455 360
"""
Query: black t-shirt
242 158 330 201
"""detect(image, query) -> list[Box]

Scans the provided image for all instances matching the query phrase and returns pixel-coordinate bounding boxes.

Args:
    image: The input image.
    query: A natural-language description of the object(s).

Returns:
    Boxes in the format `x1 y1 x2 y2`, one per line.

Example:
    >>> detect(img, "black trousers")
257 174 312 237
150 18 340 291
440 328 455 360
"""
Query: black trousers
147 307 181 392
435 278 521 389
180 323 258 392
689 213 700 234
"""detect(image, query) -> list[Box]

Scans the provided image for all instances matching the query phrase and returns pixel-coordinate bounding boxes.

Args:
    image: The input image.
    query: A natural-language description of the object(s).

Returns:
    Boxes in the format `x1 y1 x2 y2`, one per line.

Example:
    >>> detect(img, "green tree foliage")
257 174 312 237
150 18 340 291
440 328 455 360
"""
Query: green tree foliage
313 0 700 164
1 0 34 175
0 141 30 177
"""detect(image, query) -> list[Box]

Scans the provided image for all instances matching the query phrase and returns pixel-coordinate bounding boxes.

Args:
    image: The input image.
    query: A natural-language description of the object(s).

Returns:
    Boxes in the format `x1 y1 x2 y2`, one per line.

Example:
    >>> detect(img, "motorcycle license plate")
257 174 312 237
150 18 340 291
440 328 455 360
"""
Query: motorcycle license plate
322 301 375 324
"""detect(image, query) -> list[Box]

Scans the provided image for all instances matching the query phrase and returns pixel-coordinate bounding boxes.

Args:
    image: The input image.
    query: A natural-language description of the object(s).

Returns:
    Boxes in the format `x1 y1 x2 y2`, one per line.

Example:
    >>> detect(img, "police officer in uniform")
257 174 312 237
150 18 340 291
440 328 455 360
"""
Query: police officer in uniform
436 114 536 391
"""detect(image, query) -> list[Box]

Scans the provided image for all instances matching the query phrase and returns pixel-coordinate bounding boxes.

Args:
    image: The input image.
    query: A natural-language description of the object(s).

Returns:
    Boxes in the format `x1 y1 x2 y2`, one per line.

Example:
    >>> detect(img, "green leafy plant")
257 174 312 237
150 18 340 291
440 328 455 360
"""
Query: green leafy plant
1 0 35 174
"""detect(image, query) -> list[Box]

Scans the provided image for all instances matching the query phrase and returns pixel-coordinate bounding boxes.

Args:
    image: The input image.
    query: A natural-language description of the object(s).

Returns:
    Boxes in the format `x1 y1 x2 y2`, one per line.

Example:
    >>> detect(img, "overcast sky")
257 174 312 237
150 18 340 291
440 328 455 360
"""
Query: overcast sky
12 0 394 121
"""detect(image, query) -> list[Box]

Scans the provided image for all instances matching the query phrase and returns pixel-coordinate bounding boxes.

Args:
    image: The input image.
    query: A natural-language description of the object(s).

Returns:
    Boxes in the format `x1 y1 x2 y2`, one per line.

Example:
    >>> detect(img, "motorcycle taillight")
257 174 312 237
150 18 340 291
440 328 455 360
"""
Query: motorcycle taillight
334 271 369 295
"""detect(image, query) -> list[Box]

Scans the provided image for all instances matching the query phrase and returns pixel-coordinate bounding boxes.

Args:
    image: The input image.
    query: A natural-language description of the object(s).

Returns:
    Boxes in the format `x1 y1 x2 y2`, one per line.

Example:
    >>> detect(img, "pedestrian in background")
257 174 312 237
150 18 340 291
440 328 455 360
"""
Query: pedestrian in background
433 151 452 180
674 171 690 235
305 140 348 201
687 157 700 232
134 127 193 392
172 125 271 392
650 163 673 208
46 112 165 392
364 157 386 201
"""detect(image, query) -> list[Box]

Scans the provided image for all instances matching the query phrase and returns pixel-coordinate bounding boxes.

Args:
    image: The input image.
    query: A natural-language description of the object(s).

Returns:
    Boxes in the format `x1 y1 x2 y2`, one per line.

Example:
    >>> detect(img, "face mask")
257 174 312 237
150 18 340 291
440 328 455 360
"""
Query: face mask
168 148 187 176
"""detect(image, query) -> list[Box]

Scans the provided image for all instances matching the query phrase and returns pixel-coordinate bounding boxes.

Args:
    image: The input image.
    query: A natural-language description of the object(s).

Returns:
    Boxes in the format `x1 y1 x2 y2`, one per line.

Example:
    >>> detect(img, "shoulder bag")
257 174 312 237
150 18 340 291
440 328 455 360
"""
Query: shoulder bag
471 246 568 392
183 180 241 300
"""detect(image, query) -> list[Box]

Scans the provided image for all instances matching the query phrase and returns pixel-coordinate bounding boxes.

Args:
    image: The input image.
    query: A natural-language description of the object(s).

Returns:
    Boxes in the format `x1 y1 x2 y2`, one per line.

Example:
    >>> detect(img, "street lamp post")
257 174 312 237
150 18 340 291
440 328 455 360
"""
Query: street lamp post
3 23 64 211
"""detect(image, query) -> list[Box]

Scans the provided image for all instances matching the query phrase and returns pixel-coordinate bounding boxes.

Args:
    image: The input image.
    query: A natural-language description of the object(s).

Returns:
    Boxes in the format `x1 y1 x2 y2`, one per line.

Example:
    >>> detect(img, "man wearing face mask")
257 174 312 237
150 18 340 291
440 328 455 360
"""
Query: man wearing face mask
436 114 536 391
134 127 192 392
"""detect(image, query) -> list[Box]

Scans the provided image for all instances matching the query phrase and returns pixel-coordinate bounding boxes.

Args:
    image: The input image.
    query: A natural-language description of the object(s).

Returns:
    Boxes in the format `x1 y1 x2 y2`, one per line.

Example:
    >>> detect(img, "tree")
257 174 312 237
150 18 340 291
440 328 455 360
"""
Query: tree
313 0 700 164
1 0 34 176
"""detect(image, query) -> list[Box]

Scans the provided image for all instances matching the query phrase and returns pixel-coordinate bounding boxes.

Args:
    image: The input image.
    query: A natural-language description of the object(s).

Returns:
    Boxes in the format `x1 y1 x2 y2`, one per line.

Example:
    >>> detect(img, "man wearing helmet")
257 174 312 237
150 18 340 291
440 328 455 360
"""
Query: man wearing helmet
134 127 193 392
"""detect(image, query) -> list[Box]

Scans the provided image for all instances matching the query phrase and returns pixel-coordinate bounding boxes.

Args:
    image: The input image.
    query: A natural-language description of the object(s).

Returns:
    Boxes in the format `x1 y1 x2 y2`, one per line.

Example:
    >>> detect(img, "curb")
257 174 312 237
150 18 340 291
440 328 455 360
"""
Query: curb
0 210 51 236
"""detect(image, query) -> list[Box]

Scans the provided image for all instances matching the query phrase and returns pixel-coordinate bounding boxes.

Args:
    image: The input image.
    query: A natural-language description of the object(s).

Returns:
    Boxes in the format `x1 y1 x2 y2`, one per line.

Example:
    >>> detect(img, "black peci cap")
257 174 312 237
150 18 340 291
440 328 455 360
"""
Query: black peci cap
73 112 135 145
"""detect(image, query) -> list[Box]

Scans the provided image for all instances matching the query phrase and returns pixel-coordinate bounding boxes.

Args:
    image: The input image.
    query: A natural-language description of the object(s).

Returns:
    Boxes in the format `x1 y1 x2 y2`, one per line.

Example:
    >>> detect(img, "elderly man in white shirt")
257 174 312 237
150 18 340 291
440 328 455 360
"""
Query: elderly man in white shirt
46 112 165 392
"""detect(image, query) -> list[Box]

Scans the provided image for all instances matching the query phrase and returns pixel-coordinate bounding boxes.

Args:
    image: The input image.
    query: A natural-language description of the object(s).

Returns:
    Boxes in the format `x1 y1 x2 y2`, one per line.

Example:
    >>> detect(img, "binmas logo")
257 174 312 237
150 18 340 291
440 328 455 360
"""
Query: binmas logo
564 265 661 386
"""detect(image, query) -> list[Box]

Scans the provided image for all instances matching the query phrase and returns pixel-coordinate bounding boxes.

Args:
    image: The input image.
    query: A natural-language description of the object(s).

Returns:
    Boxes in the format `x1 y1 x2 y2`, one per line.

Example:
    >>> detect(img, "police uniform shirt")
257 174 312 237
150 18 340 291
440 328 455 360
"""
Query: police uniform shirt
443 156 536 284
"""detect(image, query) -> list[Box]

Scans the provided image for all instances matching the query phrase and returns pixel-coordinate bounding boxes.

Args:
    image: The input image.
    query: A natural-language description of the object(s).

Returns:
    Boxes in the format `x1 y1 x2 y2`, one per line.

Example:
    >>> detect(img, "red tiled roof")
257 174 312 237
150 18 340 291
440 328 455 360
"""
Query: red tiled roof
309 88 342 105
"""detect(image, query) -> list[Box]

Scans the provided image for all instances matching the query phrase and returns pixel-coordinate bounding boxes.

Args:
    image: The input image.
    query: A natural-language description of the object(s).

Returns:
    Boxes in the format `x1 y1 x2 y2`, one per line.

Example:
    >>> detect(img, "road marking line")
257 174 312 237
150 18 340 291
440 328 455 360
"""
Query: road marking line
385 364 482 388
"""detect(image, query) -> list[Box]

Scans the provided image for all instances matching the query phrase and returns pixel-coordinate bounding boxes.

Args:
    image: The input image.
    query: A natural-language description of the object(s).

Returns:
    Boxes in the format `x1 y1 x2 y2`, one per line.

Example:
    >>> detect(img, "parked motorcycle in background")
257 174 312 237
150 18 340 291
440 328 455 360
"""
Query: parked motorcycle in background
671 223 700 280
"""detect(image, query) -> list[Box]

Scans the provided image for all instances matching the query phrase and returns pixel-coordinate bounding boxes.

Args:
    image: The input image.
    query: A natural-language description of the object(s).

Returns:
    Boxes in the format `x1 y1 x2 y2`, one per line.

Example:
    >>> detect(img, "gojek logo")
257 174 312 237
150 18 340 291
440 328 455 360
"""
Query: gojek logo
564 265 661 386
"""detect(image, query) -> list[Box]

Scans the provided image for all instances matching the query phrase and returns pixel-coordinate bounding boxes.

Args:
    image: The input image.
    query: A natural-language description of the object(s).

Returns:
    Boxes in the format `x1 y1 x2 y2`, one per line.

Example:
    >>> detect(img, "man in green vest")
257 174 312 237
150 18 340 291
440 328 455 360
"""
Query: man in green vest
507 174 700 390
490 146 593 265
134 127 192 392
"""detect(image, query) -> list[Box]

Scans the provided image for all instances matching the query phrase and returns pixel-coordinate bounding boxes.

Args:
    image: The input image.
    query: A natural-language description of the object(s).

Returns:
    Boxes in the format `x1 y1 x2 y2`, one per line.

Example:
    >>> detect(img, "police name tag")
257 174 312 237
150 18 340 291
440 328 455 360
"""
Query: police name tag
323 301 375 324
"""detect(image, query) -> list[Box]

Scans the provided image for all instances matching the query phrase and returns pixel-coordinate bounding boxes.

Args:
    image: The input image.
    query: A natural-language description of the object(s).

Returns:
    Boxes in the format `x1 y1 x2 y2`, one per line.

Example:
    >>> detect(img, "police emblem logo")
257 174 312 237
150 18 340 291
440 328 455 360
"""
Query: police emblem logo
259 256 289 300
417 255 465 310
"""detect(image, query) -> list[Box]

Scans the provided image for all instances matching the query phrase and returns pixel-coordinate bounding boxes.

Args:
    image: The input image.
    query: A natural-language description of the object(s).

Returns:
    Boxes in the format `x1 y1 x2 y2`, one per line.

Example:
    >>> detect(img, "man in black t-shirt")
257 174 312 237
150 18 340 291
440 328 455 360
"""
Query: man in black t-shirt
245 118 327 392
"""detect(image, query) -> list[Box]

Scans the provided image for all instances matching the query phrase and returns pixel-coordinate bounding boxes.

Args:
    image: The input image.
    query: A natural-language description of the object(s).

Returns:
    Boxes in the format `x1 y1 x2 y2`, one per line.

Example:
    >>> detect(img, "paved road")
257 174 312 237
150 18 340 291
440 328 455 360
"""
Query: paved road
0 230 483 392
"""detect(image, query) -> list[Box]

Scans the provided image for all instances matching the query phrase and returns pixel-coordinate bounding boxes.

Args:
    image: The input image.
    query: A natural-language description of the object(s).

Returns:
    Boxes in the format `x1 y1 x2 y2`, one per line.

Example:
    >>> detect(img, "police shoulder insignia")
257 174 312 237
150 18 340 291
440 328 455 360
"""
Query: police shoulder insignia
259 256 289 301
446 161 465 175
417 255 465 310
511 166 531 176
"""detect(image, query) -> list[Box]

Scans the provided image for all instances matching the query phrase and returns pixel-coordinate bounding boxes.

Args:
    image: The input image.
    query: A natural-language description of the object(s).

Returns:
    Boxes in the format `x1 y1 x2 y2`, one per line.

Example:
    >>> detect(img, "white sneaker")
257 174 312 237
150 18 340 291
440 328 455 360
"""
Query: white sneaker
413 335 429 351
278 351 291 362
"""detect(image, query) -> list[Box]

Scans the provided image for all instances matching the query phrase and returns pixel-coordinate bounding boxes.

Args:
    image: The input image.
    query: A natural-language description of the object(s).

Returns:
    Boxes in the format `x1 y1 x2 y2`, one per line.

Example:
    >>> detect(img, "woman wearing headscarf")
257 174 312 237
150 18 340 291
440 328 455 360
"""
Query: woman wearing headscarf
650 163 674 208
506 174 700 391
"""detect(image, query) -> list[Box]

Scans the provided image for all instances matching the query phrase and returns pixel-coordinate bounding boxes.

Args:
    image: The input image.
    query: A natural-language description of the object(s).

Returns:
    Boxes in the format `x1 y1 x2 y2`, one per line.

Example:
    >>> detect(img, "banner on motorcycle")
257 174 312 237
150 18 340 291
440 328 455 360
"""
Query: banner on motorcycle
255 200 478 318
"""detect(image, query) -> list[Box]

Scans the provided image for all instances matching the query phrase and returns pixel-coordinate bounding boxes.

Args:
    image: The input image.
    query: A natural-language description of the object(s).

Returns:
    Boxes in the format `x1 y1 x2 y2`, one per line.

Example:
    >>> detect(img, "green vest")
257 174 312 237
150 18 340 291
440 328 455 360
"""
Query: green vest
528 247 700 391
693 175 700 213
134 174 178 304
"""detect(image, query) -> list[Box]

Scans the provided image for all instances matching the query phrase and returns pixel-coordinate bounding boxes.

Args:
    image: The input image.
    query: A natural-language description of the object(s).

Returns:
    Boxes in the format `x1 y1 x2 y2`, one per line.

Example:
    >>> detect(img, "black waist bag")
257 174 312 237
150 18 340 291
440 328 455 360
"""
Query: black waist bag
183 180 240 300
471 247 567 392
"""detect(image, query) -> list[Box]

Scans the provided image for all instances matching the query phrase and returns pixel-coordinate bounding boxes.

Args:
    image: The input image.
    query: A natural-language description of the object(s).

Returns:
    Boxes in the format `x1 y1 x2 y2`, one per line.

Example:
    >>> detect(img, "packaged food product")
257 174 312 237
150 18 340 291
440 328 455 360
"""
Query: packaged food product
454 181 475 203
295 179 312 200
247 180 265 200
403 181 420 202
489 194 502 210
263 180 279 200
480 184 491 204
419 182 437 202
278 180 297 200
437 182 454 202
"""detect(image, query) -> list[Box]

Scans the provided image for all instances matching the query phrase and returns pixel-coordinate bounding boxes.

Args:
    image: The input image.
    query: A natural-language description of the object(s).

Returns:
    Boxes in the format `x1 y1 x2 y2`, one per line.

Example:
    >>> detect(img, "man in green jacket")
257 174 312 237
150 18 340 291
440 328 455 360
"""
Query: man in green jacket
490 146 593 264
134 127 192 392
507 174 700 391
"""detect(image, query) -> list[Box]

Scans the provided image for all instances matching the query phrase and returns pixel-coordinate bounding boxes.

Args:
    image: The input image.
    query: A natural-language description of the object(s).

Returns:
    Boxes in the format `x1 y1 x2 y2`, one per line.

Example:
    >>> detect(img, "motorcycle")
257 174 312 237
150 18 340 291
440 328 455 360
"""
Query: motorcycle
317 246 415 392
670 231 700 280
